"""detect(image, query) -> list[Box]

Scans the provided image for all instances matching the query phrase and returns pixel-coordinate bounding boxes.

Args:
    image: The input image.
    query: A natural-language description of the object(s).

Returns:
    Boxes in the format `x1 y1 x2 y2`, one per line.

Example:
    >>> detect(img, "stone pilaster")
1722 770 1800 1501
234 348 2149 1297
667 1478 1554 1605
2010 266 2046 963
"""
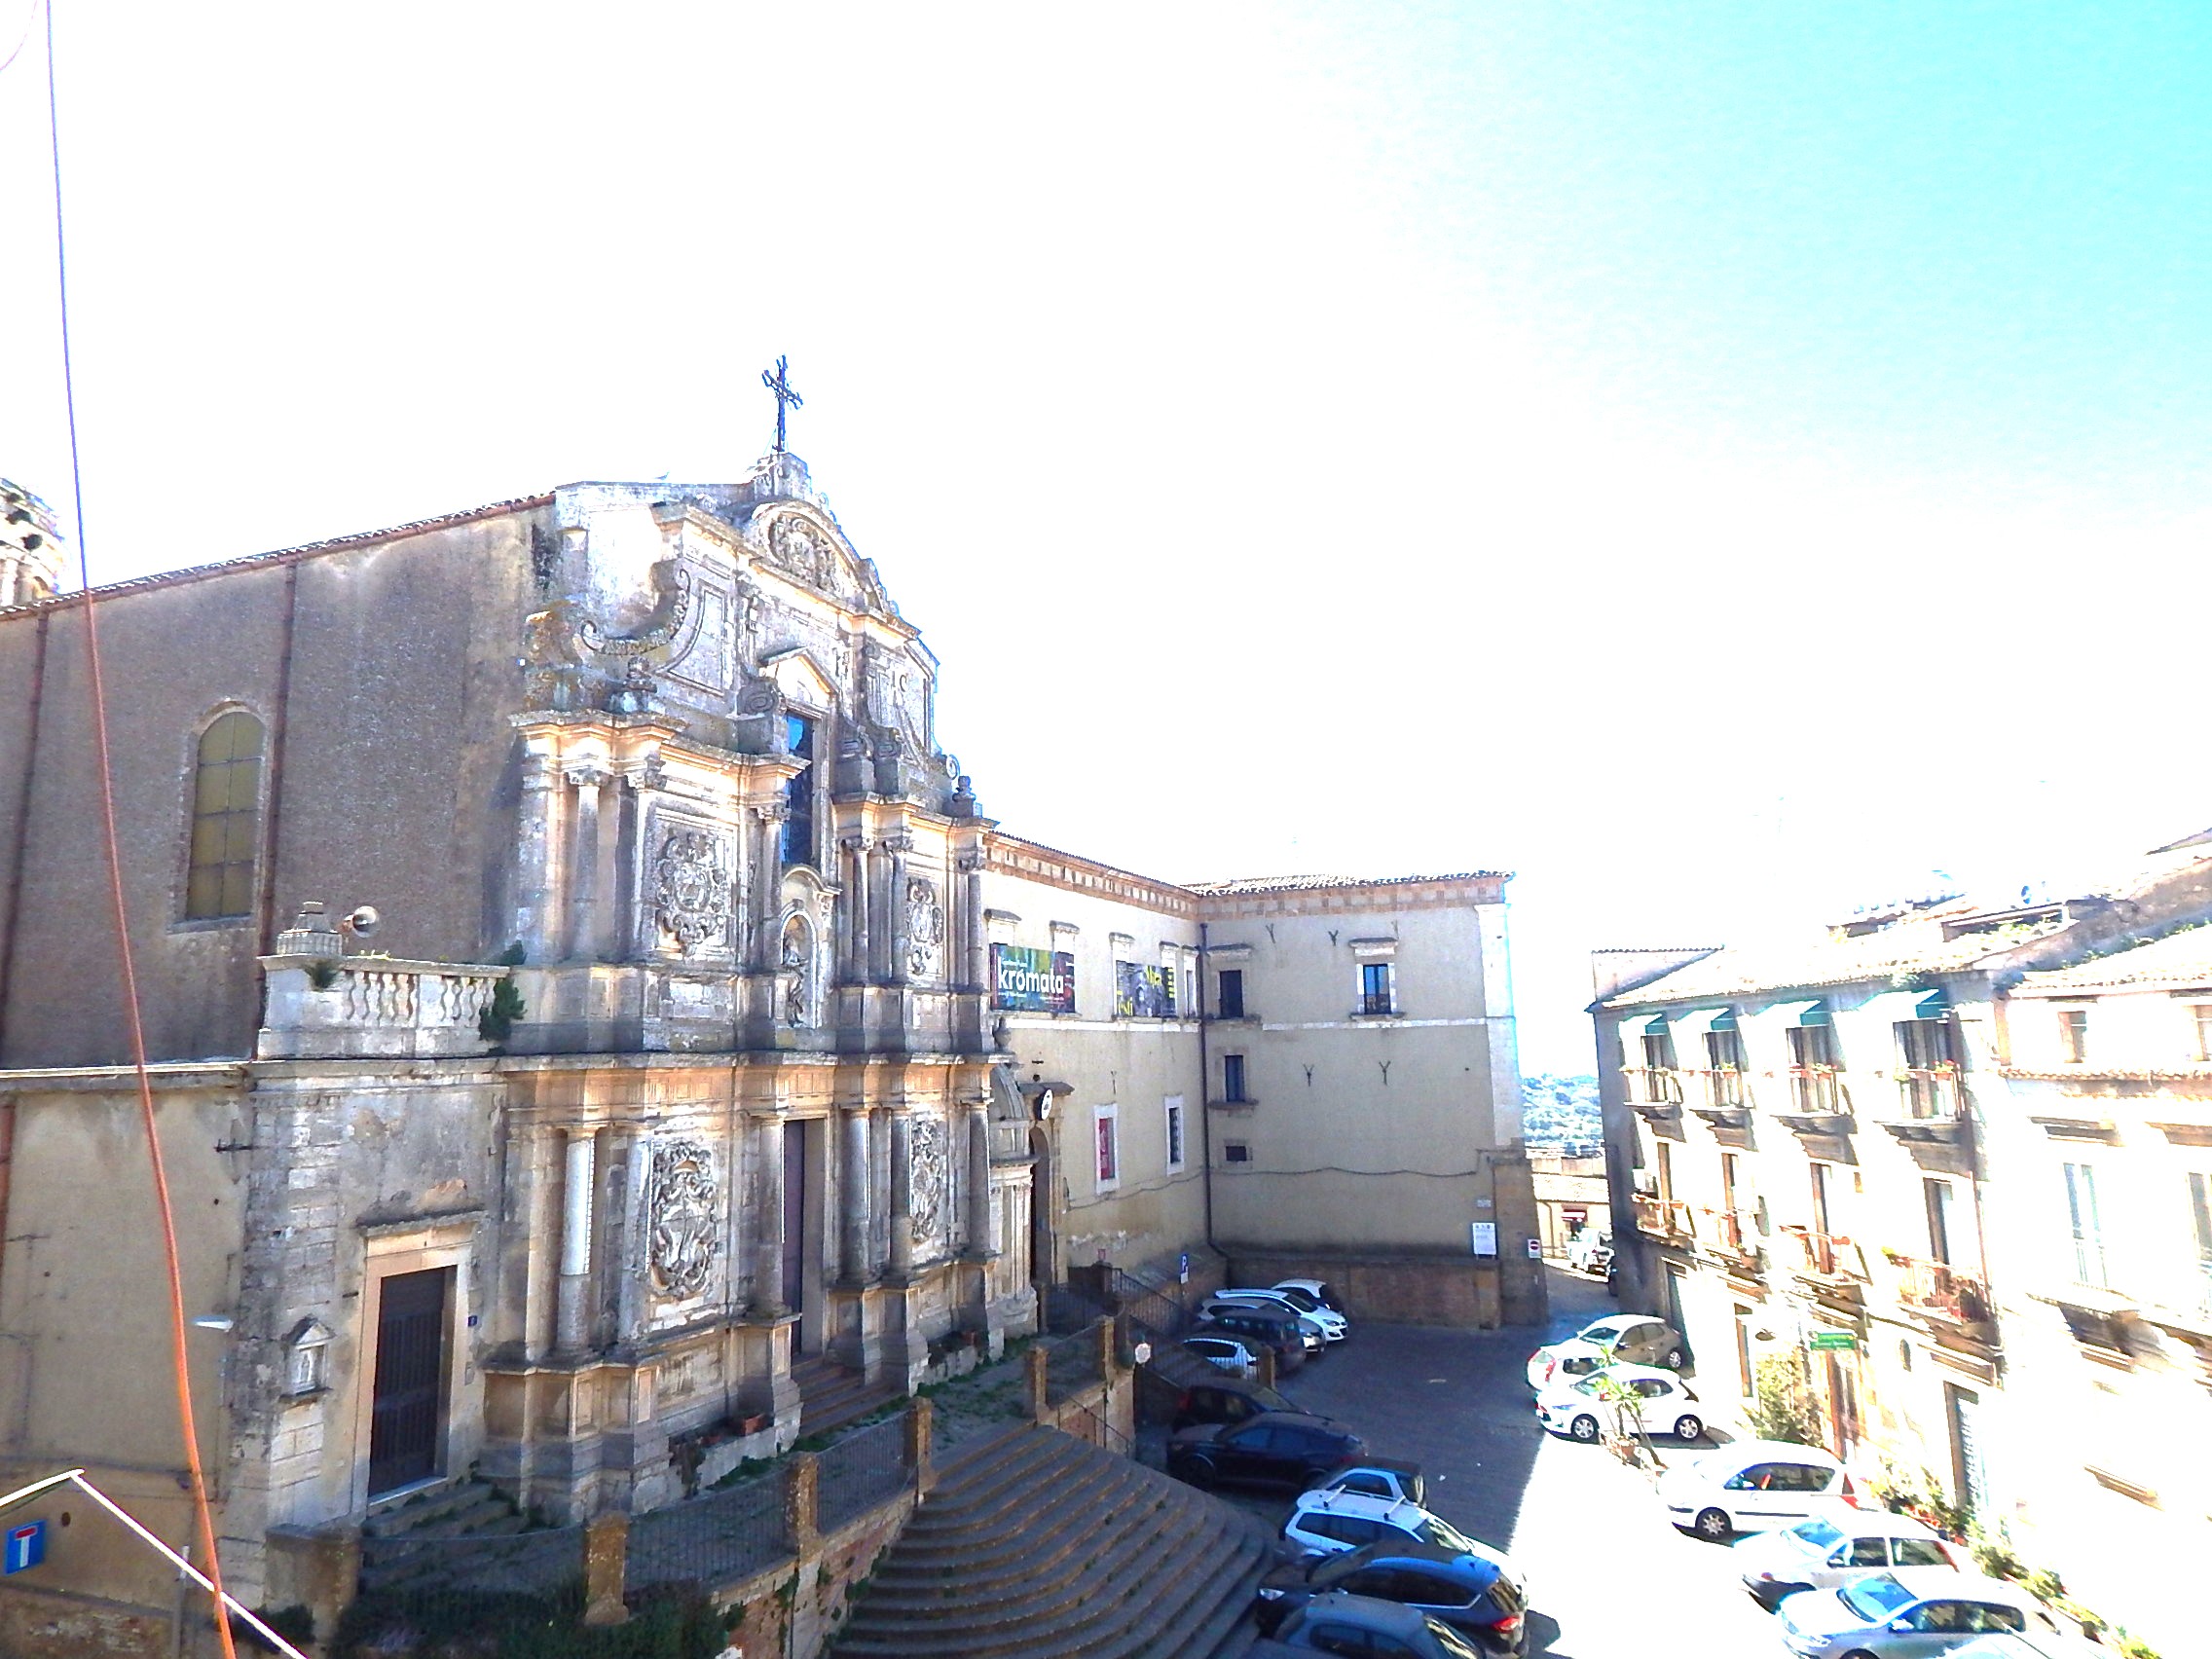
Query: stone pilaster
751 1113 787 1318
884 834 913 985
887 1112 915 1279
556 1125 598 1352
840 1108 873 1286
564 766 608 960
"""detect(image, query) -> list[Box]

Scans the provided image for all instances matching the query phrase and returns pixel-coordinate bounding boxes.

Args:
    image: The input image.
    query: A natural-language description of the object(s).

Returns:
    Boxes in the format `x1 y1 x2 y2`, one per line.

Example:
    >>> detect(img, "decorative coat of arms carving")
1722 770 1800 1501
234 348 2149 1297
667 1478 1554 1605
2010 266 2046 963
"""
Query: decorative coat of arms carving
909 1114 948 1251
648 1139 719 1300
769 516 834 590
654 830 730 951
906 878 944 980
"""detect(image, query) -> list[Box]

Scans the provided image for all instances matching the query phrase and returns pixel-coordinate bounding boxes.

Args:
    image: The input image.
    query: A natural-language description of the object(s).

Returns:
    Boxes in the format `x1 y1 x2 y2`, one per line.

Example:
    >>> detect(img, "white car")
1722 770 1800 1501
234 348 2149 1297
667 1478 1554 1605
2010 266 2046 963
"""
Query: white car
1272 1277 1346 1314
1533 1363 1704 1443
1204 1289 1348 1345
1524 1313 1685 1390
1266 1282 1354 1336
1308 1458 1426 1507
1658 1439 1868 1541
1281 1490 1521 1588
1181 1334 1257 1377
1776 1568 2059 1659
1734 1512 1959 1610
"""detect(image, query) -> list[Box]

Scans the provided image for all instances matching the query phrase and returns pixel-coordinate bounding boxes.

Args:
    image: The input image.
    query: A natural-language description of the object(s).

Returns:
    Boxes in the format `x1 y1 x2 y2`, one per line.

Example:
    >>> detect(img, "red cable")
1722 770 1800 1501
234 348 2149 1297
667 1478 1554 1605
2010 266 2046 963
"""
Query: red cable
41 4 240 1654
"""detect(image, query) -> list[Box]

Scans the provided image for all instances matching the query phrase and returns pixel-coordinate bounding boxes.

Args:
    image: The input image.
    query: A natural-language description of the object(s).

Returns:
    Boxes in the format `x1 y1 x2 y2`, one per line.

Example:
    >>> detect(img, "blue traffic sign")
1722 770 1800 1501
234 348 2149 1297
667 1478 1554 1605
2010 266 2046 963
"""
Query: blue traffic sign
5 1521 45 1573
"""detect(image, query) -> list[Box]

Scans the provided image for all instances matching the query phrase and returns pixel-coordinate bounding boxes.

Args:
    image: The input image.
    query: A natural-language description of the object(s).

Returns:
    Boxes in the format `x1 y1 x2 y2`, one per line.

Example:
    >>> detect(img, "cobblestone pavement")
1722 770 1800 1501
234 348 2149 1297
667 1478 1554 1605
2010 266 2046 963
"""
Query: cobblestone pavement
1217 1267 1783 1659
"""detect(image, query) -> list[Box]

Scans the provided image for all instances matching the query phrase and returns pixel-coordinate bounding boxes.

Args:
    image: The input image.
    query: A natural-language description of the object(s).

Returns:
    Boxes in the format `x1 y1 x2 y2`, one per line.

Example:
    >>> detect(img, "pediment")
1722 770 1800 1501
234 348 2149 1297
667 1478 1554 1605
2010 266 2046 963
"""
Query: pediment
758 646 838 711
747 502 887 613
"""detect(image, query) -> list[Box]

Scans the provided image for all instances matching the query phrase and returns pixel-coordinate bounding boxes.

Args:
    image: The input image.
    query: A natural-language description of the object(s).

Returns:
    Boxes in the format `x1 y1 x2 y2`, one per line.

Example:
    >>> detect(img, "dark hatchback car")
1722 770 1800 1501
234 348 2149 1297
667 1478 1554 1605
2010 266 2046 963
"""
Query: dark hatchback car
1166 1379 1299 1432
1167 1411 1366 1491
1192 1308 1309 1372
1249 1592 1493 1659
1254 1542 1530 1654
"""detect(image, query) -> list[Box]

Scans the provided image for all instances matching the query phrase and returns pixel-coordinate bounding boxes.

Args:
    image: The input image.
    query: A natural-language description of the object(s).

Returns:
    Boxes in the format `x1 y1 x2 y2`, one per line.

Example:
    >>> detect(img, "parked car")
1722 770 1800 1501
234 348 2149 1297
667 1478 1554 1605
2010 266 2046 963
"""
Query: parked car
1254 1542 1530 1653
1183 1334 1258 1377
1565 1232 1613 1275
1736 1511 1959 1610
1660 1440 1868 1541
1273 1276 1346 1313
1202 1290 1346 1346
1776 1568 2061 1659
1938 1634 2111 1659
1167 1411 1367 1490
1165 1378 1291 1432
1533 1363 1704 1443
1262 1283 1354 1336
1308 1456 1427 1507
1281 1493 1522 1591
1193 1306 1312 1369
1524 1313 1686 1390
1249 1591 1500 1659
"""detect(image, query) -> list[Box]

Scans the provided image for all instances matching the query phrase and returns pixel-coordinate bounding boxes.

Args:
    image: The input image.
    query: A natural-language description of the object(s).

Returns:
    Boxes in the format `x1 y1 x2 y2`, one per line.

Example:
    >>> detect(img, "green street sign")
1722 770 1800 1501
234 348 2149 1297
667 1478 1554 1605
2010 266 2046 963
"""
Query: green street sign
1808 1331 1858 1351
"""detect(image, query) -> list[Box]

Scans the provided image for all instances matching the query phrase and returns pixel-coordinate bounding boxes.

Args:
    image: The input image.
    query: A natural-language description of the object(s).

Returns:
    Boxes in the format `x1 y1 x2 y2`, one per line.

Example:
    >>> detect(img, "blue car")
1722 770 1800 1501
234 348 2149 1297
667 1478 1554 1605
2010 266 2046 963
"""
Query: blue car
1253 1541 1530 1655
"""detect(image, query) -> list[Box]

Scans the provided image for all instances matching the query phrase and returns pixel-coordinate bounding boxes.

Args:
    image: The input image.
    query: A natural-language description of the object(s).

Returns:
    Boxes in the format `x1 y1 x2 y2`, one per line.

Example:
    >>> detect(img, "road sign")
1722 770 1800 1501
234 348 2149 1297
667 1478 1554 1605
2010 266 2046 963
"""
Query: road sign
1525 1237 1542 1259
5 1521 44 1574
1808 1330 1857 1351
1178 1252 1190 1285
1471 1222 1497 1257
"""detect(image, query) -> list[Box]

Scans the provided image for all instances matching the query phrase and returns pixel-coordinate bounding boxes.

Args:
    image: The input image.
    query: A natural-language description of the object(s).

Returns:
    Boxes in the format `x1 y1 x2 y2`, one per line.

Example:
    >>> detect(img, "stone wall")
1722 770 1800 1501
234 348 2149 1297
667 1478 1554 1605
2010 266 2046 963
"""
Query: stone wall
1227 1248 1513 1329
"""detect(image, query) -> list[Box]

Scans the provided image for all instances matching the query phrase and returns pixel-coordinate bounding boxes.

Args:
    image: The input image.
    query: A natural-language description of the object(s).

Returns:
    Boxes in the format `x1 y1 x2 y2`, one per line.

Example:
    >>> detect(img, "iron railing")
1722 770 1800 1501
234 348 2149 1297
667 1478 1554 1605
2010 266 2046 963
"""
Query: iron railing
1788 1066 1844 1114
1624 1067 1684 1106
1701 1068 1747 1109
1888 1254 1992 1324
1699 1207 1760 1264
626 1469 788 1593
815 1415 912 1533
1897 1067 1965 1121
1631 1195 1693 1239
1787 1228 1861 1279
1044 1326 1105 1404
357 1523 584 1602
1358 993 1396 1016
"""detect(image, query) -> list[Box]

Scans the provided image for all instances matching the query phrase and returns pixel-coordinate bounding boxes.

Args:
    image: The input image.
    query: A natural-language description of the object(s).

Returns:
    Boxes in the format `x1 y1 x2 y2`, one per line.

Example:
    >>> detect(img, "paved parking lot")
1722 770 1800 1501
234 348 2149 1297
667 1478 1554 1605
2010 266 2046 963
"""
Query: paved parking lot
1244 1267 1785 1658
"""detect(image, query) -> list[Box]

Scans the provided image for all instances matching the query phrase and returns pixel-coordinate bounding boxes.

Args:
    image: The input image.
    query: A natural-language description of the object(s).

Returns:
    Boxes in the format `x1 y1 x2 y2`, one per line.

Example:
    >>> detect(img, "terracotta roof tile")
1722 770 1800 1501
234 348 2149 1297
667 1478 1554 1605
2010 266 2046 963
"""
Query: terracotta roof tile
1186 870 1509 896
2014 927 2212 995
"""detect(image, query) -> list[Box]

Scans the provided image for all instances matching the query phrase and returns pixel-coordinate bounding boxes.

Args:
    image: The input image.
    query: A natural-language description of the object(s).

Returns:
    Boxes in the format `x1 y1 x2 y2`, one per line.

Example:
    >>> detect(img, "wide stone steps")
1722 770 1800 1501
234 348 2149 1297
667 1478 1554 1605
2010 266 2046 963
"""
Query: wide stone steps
793 1353 903 1439
830 1424 1270 1659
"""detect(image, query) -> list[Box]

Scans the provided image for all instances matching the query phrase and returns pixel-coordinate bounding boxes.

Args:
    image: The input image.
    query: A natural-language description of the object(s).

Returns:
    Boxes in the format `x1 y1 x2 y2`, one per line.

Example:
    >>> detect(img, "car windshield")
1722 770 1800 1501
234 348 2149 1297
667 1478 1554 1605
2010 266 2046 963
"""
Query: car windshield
1424 1618 1485 1659
1570 1378 1606 1396
1276 1288 1320 1310
1838 1574 1917 1622
1791 1518 1846 1550
1414 1514 1487 1558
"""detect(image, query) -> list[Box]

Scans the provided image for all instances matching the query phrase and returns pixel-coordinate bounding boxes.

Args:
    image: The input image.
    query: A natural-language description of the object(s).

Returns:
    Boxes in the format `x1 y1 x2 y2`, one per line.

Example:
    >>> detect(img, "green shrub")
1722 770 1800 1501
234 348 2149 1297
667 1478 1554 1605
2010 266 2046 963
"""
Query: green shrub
1745 1349 1822 1447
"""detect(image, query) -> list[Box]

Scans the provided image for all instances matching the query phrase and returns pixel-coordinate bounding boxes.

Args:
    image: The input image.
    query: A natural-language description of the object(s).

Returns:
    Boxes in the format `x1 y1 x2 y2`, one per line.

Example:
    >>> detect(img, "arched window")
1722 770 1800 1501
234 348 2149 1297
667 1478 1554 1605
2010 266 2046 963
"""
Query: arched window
184 710 263 919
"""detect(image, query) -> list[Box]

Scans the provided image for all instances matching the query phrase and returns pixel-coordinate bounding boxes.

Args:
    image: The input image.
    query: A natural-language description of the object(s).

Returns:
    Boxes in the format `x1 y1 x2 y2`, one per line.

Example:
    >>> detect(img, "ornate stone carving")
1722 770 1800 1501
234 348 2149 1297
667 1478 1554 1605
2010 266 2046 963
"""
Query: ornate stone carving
906 878 944 979
769 515 834 590
647 1139 719 1301
576 562 694 657
653 831 730 951
909 1114 948 1251
780 914 813 1026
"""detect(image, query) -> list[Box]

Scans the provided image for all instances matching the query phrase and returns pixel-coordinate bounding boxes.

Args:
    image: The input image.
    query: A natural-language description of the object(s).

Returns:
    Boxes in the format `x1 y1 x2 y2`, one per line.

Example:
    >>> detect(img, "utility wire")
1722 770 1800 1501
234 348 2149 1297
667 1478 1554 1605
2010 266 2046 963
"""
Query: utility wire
41 5 240 1654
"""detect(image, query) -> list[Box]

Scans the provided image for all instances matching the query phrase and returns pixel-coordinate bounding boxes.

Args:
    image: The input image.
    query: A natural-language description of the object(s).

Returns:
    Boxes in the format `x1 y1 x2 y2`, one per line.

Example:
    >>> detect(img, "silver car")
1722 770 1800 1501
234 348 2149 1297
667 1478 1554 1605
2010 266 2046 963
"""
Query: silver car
1736 1512 1958 1610
1777 1567 2060 1659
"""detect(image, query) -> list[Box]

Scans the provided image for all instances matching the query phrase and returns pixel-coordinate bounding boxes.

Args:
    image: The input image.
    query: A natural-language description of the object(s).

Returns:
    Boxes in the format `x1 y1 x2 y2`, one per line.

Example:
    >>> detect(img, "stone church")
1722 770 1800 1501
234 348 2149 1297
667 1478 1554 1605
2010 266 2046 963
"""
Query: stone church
0 446 1539 1638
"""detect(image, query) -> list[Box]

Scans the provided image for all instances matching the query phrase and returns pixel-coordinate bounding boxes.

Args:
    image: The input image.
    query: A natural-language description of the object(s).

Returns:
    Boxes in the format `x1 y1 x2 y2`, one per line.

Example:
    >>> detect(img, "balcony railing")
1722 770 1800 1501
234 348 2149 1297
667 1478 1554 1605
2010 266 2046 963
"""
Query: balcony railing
1888 1253 1993 1326
1632 1194 1694 1240
1896 1067 1965 1121
1700 1068 1747 1109
1786 1227 1862 1282
1787 1066 1844 1115
1699 1207 1762 1268
1624 1067 1684 1106
1357 993 1397 1016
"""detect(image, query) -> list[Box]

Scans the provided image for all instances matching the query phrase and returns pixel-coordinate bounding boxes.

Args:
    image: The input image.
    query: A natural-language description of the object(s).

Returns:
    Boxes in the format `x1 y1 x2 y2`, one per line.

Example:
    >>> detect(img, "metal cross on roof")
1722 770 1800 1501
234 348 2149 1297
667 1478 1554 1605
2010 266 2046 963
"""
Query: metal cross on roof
761 355 803 454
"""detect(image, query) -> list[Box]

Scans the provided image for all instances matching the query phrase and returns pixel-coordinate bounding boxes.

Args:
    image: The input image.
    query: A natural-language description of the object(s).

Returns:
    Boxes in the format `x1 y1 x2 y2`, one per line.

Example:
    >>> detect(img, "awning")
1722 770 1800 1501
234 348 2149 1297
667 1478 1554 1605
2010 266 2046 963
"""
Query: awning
1861 989 1951 1025
1672 1007 1739 1036
1773 1000 1830 1027
1620 1012 1671 1036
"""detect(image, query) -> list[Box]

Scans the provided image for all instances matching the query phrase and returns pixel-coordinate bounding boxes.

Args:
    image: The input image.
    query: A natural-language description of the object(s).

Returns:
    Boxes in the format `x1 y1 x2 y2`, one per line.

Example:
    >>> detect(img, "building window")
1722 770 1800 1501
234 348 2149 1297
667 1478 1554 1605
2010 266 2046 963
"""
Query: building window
2192 1005 2212 1063
184 709 264 920
2057 1008 2089 1065
1359 961 1394 1016
1223 1141 1251 1164
1787 1024 1840 1112
2064 1161 2105 1287
1706 1029 1746 1105
1164 1095 1186 1172
1221 1053 1248 1104
1217 969 1245 1019
2190 1172 2212 1316
781 714 816 866
1093 1104 1119 1192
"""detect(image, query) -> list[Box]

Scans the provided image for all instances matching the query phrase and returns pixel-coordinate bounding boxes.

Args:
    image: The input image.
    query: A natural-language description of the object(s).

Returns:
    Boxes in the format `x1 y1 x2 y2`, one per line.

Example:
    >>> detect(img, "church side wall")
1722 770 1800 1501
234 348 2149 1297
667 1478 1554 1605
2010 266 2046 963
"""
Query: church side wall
0 509 542 1069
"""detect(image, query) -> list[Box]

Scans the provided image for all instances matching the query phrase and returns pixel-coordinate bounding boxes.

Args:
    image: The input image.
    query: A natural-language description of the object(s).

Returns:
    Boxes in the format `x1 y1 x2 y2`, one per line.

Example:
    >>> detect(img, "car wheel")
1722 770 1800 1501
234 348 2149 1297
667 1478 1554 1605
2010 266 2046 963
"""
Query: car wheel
1662 1346 1686 1370
1179 1458 1214 1489
1693 1507 1732 1542
1569 1415 1600 1444
1673 1414 1704 1441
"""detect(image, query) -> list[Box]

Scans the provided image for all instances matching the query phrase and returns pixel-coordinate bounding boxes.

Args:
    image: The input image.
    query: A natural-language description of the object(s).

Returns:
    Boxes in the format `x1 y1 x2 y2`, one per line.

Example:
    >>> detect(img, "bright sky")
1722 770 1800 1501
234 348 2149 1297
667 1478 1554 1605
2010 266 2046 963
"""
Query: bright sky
2 3 2206 1075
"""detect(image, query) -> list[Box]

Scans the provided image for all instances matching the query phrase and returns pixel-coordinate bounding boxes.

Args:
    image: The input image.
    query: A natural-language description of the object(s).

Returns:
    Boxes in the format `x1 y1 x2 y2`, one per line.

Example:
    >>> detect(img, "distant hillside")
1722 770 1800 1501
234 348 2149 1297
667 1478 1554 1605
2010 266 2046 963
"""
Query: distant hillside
1522 1073 1601 1150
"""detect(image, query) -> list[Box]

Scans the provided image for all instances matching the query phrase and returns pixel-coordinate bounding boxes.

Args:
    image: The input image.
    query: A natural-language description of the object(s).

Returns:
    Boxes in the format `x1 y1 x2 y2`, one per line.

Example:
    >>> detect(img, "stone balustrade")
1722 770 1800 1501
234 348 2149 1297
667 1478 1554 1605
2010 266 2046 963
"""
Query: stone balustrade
257 954 510 1059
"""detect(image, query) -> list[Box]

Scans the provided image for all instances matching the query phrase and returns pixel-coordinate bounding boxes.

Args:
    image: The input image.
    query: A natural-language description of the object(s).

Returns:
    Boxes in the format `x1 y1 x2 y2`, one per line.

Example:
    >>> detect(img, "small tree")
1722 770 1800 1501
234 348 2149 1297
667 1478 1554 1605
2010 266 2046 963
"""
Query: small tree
1746 1348 1823 1447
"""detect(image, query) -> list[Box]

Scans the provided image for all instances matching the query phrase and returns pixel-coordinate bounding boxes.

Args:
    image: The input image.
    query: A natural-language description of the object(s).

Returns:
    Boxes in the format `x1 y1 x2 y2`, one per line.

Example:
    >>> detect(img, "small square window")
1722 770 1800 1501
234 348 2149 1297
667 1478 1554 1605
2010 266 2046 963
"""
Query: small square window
1164 1096 1186 1172
2058 1008 2089 1064
1224 1142 1251 1164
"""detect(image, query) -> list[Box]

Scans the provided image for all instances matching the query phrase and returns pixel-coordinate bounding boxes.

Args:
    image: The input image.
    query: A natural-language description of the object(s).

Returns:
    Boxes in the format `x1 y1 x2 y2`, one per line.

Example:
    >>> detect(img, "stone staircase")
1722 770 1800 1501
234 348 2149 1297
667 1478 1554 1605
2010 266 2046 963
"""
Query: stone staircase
793 1352 906 1439
356 1476 533 1594
829 1423 1272 1658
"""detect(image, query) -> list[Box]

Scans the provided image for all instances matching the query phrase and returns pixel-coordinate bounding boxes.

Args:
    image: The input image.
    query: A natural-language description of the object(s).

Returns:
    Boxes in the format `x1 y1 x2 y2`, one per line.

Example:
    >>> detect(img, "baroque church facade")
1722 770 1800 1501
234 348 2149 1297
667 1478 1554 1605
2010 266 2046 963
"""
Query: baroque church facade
0 450 1536 1634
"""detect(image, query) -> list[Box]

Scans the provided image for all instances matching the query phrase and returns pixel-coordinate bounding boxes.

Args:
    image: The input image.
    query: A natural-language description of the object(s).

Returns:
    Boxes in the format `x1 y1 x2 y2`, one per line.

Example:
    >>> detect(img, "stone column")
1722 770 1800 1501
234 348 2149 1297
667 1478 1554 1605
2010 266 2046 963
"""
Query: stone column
884 834 912 984
556 1125 597 1352
754 802 788 971
841 1108 873 1286
843 834 872 981
958 851 987 991
564 767 608 960
517 753 564 961
752 1114 787 1318
887 1113 915 1279
966 1103 992 1259
865 843 894 979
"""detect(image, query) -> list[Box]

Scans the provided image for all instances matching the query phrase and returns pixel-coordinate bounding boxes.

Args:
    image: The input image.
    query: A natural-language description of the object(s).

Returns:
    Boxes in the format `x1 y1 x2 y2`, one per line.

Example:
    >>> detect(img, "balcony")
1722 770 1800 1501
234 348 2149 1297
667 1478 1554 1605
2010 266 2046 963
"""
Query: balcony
1774 1067 1853 1137
1886 1252 1995 1337
1880 1069 1970 1145
1698 1207 1763 1274
1353 993 1398 1018
1688 1069 1751 1129
1632 1194 1695 1244
1783 1227 1865 1304
1623 1067 1685 1125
